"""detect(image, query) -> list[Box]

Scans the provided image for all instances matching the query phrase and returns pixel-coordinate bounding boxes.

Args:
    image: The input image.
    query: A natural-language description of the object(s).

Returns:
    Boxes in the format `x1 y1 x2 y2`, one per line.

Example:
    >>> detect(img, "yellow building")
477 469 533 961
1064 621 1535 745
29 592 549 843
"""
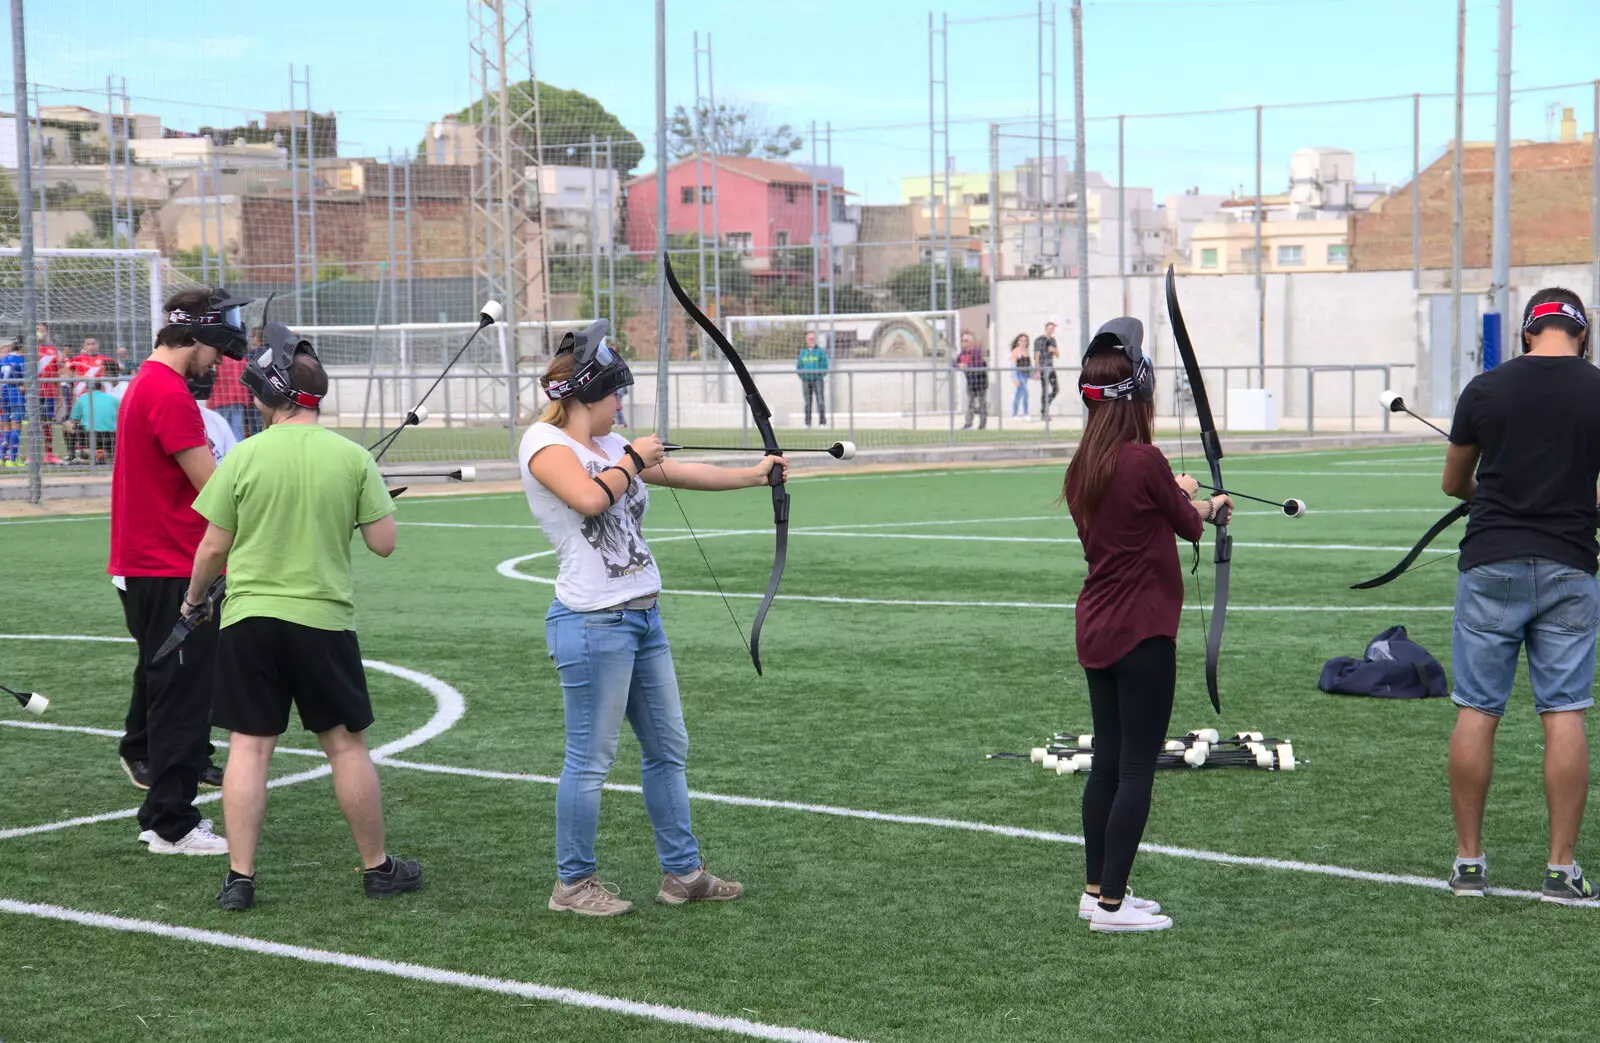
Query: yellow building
1187 209 1350 274
900 170 1018 231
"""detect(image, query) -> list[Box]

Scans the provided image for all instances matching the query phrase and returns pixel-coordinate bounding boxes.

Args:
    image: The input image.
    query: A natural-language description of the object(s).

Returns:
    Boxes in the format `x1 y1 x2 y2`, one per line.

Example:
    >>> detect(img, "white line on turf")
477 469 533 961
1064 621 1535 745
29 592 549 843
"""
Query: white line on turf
0 636 465 842
496 541 1454 610
9 725 1568 905
0 899 865 1043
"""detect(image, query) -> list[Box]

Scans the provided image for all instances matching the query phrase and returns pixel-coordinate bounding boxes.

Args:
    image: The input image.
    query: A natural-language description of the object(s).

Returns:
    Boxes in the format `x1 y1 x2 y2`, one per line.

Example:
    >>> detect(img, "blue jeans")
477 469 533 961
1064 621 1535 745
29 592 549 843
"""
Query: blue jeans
216 404 247 442
1011 377 1029 416
1452 557 1600 717
545 599 699 883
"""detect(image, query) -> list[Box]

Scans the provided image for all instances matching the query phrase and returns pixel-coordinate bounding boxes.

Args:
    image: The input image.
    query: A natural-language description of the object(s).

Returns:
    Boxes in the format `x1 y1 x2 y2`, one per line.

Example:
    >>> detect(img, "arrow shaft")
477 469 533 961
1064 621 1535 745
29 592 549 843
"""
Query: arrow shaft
665 443 832 454
1194 482 1293 510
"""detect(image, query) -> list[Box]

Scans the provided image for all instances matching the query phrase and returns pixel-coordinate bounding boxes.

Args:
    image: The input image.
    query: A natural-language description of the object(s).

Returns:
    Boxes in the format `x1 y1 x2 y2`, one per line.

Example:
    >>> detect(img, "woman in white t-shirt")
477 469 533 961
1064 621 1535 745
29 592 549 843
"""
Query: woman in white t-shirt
522 320 785 918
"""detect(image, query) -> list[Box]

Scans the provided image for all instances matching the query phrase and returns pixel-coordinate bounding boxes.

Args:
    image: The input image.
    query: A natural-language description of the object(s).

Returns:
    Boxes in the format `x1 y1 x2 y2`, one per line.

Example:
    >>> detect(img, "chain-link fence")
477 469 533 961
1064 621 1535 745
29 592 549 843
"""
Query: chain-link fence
1 3 1594 497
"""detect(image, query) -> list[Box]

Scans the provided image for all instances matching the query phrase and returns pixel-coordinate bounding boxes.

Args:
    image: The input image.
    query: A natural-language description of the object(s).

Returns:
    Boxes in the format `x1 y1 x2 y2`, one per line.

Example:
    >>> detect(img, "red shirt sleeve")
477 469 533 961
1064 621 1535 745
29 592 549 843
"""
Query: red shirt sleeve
147 383 208 457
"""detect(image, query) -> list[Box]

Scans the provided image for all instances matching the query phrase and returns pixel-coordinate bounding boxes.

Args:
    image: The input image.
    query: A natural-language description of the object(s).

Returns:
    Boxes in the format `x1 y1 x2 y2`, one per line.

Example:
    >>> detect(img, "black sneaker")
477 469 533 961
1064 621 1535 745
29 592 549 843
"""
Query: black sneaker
216 874 255 912
1542 865 1598 905
120 756 152 791
363 855 423 899
1449 860 1487 897
199 763 225 789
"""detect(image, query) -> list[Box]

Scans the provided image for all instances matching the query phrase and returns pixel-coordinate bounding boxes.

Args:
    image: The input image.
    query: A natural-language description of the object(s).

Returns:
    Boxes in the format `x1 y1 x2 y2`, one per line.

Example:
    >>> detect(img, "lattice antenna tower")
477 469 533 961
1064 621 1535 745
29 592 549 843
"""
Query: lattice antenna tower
288 64 318 325
691 30 724 359
469 0 550 359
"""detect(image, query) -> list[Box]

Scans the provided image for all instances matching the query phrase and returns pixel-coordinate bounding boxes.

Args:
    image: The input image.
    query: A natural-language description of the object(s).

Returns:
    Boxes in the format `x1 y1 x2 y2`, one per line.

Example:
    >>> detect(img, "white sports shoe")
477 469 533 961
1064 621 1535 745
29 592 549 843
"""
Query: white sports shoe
145 819 228 856
1079 890 1161 920
1089 900 1173 933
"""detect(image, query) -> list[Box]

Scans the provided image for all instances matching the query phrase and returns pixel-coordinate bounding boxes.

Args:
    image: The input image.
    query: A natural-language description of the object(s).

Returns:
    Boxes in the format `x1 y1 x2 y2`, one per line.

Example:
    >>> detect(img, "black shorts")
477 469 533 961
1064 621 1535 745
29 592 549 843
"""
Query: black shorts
213 615 374 737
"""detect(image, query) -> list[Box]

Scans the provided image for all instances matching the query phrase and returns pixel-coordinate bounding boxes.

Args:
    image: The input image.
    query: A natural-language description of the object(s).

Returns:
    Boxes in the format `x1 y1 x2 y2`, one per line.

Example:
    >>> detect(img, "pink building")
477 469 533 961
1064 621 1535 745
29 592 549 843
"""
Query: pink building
625 156 841 272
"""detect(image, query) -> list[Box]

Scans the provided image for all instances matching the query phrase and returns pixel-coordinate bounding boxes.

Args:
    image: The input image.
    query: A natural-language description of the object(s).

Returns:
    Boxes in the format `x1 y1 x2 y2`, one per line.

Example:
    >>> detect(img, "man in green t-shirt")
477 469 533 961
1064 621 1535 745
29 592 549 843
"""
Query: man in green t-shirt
184 324 422 911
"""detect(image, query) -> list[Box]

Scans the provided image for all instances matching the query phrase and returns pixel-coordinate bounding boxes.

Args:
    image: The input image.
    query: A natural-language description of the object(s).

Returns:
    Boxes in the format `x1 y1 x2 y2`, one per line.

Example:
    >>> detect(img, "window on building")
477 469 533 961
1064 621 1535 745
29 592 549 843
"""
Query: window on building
785 185 797 204
1277 245 1305 266
680 186 694 205
776 230 790 248
726 232 753 255
701 186 714 203
1327 243 1349 265
974 193 990 205
1240 247 1259 265
1201 248 1219 269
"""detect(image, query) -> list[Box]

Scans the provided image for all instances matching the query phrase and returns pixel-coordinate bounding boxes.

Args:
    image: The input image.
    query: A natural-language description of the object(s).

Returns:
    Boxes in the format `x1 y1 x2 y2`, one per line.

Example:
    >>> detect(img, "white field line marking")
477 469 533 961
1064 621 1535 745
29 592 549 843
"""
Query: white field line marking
0 514 108 526
0 899 865 1043
0 719 323 758
9 726 1565 906
496 537 1456 611
323 757 1564 904
0 636 464 842
788 531 1442 553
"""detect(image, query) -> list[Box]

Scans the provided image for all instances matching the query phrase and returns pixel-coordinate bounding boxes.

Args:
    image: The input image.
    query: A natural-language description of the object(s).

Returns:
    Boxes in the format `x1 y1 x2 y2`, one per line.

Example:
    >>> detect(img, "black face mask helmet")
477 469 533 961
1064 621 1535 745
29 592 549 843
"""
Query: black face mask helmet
541 319 632 404
242 321 323 410
1079 316 1154 403
187 369 216 402
164 288 255 360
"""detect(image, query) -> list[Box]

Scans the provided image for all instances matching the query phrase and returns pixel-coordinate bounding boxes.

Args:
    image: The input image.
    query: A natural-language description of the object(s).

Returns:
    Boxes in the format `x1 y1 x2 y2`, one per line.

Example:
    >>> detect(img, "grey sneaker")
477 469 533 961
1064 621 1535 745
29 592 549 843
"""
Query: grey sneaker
1449 860 1488 897
216 874 255 912
362 855 423 899
549 875 634 917
657 866 743 906
1541 864 1598 906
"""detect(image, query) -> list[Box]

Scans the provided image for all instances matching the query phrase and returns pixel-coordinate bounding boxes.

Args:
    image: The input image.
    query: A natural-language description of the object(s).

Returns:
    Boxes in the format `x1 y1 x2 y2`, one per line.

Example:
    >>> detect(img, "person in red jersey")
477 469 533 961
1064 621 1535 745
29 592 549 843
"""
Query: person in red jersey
111 286 253 856
33 322 61 464
1064 317 1231 935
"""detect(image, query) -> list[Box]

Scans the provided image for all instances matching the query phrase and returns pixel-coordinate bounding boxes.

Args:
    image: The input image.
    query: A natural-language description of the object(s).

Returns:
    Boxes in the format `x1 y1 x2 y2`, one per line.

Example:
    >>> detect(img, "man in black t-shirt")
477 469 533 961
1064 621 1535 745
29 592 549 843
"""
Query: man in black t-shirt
1443 286 1600 905
1034 322 1060 418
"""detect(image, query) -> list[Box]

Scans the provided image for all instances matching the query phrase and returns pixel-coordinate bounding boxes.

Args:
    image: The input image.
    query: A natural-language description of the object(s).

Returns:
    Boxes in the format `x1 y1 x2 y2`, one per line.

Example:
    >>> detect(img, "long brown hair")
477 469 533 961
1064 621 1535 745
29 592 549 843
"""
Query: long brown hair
1062 351 1154 521
1010 333 1030 354
538 352 576 427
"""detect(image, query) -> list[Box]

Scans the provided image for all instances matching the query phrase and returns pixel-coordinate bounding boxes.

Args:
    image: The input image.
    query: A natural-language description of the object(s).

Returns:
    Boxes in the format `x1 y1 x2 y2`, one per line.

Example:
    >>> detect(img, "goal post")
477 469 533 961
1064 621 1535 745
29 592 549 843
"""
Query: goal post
0 248 164 358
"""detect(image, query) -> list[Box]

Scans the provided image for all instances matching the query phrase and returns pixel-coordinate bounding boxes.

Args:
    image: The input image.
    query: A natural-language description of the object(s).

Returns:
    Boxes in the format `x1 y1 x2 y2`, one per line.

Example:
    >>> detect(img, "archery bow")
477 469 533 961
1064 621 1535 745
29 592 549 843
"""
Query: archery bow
1350 502 1469 590
1166 264 1229 715
662 253 789 675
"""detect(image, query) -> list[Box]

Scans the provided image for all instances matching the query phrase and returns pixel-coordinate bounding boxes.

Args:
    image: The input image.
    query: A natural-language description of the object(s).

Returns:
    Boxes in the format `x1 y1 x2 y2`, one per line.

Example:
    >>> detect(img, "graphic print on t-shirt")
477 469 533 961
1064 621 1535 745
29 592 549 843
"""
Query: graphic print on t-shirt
579 458 655 578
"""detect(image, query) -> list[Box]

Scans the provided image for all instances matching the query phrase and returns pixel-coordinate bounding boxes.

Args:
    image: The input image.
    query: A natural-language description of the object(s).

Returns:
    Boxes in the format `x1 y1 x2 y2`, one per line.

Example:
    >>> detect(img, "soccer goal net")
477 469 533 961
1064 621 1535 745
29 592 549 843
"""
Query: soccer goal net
0 248 165 361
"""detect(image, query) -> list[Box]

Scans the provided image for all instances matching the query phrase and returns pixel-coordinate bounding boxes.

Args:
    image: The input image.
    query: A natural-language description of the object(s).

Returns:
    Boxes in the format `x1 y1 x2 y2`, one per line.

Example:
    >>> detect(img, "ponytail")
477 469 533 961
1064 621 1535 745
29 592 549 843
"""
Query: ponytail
538 353 576 426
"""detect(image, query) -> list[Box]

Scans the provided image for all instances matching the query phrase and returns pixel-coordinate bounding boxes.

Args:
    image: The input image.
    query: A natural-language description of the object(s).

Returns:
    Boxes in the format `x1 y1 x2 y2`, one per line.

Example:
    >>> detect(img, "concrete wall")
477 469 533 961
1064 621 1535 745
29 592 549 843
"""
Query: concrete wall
994 263 1599 422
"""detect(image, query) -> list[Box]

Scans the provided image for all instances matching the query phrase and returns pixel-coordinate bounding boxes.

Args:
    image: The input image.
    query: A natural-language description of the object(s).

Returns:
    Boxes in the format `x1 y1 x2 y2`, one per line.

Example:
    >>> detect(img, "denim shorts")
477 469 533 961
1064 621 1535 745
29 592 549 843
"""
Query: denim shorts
1452 557 1600 717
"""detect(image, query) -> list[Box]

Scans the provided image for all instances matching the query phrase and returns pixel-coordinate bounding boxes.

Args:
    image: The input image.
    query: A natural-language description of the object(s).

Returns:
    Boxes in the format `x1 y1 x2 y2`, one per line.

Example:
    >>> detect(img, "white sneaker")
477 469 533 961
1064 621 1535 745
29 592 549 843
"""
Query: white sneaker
145 819 228 856
1089 900 1173 933
1079 889 1161 920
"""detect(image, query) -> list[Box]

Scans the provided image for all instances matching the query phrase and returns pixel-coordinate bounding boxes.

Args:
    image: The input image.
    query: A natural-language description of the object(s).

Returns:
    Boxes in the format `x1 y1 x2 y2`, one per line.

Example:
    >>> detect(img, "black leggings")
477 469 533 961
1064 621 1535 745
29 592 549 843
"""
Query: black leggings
1081 636 1176 902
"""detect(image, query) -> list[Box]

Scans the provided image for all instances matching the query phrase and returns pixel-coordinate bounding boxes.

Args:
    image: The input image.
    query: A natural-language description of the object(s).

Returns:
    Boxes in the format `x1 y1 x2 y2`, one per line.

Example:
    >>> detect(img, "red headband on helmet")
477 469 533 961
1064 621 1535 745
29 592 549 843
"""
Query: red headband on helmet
1524 301 1589 332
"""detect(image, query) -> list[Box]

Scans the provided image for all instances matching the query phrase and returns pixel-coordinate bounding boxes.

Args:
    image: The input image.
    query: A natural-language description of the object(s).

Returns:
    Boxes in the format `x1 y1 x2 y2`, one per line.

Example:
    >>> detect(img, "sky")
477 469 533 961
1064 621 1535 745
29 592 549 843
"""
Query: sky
10 0 1599 206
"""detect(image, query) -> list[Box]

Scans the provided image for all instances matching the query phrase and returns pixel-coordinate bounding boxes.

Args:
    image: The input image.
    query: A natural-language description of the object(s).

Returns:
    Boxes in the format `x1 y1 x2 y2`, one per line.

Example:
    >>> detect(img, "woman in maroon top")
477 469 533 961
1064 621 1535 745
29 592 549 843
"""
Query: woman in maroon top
1064 317 1231 933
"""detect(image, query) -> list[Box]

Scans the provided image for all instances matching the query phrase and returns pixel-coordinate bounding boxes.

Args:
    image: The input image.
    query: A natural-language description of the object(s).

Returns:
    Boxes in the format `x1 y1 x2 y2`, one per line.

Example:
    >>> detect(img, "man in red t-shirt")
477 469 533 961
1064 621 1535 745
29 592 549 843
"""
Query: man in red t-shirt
111 286 253 855
34 323 61 464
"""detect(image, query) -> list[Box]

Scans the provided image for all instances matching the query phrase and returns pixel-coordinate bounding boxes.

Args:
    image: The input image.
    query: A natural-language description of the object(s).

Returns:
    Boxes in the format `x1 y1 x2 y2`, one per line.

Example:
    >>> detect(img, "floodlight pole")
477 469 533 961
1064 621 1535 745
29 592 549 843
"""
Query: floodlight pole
12 0 40 503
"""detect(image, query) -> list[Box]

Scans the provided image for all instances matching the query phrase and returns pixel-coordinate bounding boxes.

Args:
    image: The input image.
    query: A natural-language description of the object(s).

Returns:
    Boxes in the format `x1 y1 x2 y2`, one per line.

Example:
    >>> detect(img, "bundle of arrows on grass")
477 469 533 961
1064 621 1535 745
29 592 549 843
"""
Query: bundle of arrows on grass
987 729 1297 774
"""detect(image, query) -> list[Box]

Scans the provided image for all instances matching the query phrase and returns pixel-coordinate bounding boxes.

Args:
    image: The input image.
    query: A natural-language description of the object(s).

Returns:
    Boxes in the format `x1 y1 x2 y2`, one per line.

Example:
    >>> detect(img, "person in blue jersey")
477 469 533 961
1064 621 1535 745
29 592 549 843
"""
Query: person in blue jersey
0 341 26 467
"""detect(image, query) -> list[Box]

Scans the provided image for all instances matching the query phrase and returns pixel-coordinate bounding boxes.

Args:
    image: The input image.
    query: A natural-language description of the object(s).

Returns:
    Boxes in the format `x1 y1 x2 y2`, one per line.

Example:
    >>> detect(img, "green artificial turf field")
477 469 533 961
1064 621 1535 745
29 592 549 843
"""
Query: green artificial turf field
3 443 1598 1042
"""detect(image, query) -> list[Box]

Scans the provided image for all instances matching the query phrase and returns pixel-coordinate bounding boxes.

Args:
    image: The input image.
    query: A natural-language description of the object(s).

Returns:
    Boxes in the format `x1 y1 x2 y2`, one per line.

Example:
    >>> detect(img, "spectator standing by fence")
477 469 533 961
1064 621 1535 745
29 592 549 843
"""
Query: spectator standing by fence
1035 322 1061 419
35 323 62 464
957 330 989 430
0 340 23 467
1010 333 1033 417
797 331 829 427
207 355 255 442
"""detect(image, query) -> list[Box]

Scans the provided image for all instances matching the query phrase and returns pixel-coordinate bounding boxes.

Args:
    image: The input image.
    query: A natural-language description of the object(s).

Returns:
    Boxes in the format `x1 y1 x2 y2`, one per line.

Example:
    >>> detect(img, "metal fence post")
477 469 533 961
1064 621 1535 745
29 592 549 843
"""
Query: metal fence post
848 371 855 446
1382 366 1392 433
1305 369 1314 434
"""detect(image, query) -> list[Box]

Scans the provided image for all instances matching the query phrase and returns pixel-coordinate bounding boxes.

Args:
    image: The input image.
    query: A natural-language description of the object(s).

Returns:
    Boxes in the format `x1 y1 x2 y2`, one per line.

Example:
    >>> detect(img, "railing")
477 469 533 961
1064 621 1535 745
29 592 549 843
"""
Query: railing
0 361 1420 475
